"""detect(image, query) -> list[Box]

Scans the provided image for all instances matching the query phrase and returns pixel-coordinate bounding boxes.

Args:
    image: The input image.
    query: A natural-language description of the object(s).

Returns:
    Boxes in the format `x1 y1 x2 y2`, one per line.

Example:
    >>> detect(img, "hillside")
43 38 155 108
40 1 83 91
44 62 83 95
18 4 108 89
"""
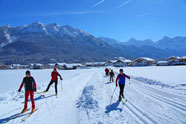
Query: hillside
0 22 185 64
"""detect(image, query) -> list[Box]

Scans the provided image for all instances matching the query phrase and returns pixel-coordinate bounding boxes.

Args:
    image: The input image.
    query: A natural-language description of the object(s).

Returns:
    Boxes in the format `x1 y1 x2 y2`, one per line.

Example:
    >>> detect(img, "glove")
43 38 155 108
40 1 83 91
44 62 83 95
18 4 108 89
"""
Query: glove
34 88 37 92
60 78 63 80
18 89 21 92
116 84 118 87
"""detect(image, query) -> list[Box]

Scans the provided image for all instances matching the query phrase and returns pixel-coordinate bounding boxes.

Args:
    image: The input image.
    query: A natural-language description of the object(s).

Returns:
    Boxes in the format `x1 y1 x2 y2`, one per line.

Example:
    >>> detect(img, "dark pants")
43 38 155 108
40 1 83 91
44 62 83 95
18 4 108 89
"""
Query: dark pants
46 80 58 95
119 84 125 98
110 76 114 82
106 72 109 76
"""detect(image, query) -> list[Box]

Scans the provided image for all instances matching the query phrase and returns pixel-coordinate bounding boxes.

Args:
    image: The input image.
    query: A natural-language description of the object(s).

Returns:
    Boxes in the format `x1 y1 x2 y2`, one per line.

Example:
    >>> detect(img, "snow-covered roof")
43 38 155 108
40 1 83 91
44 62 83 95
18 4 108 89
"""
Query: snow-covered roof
157 61 169 64
12 64 21 66
48 63 56 66
30 63 43 66
176 56 186 59
139 57 155 61
107 60 117 63
64 63 82 68
167 56 186 60
57 63 66 66
123 59 133 63
93 62 105 64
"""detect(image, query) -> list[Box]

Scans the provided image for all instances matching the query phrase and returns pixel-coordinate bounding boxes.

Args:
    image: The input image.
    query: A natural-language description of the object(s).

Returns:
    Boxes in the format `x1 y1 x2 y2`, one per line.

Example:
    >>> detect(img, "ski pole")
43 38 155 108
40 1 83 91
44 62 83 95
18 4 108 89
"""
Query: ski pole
36 92 52 114
110 86 117 104
129 79 131 85
111 87 117 98
61 80 63 91
36 92 45 98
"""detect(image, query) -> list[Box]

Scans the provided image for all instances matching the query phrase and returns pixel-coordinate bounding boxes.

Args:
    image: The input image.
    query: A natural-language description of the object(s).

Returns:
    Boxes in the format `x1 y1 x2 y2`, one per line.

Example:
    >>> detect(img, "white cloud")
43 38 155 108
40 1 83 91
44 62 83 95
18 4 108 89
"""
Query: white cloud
138 13 148 17
93 0 104 7
31 10 104 17
117 0 131 8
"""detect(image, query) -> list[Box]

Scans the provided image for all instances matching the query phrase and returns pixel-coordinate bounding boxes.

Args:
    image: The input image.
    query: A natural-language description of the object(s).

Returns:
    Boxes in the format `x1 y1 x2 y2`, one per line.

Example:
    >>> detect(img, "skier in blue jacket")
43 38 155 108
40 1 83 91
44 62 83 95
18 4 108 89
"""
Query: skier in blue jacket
116 69 130 101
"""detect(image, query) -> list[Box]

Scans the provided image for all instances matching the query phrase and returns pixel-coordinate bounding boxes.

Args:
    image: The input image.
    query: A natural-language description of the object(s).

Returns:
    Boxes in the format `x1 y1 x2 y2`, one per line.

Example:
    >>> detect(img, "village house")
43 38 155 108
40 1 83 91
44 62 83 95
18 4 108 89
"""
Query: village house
85 62 105 67
29 63 44 69
105 60 117 66
167 56 186 65
157 61 169 66
113 59 133 67
63 63 82 70
0 65 9 69
134 57 156 66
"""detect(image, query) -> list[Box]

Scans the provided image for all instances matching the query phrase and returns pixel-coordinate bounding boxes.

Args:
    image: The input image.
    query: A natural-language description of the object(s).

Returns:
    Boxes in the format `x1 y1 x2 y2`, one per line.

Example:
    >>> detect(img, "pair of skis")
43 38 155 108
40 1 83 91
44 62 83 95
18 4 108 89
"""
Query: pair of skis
5 109 30 123
20 108 38 122
6 108 38 123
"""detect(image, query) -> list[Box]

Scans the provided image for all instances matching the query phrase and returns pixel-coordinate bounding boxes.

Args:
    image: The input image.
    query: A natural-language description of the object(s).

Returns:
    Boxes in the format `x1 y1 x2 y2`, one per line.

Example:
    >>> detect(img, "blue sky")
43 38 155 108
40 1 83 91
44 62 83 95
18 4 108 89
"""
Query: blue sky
0 0 186 42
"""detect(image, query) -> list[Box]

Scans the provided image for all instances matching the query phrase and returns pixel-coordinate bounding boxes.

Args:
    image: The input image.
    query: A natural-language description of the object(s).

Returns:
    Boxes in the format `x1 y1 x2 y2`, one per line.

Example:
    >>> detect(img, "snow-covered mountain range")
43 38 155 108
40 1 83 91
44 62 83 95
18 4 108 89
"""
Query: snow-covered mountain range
0 22 185 64
0 22 90 47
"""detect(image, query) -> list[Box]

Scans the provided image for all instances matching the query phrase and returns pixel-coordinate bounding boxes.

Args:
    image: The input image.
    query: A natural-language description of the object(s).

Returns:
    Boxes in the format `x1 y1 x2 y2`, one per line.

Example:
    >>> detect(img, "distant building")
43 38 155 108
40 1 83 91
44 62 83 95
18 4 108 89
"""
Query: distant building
157 61 169 66
0 65 9 69
85 62 105 67
29 63 44 69
134 57 155 66
63 63 82 70
113 59 133 67
105 60 117 66
57 63 66 69
167 56 186 65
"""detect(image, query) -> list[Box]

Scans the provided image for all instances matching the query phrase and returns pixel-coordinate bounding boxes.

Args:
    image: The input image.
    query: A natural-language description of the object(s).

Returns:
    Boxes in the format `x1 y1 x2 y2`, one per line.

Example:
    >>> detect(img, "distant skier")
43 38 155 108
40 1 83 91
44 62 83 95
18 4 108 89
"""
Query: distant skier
115 69 130 101
44 67 63 96
18 70 37 113
105 68 109 76
109 70 115 82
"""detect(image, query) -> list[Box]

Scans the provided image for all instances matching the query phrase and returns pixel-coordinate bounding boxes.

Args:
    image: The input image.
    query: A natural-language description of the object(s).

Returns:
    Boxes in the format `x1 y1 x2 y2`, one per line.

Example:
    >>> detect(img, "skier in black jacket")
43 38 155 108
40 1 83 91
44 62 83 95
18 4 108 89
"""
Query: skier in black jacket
18 70 37 113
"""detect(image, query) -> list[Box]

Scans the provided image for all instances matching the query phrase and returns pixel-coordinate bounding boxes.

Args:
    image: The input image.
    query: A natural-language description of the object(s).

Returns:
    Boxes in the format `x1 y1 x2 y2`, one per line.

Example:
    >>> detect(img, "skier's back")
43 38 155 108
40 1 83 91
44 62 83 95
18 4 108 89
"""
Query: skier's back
105 68 109 76
109 70 115 82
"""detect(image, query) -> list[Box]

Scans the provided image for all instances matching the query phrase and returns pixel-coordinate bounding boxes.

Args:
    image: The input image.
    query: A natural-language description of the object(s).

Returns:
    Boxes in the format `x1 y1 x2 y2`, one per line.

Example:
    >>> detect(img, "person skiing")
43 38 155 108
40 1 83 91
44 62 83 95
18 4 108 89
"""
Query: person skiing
18 70 37 113
115 69 130 101
109 70 115 82
44 67 62 96
105 68 109 76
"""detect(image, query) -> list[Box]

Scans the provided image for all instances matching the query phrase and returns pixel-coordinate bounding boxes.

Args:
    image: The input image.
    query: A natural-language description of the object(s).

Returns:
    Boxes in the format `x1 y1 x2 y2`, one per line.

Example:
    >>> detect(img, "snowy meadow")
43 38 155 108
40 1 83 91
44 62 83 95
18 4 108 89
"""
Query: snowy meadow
0 66 186 124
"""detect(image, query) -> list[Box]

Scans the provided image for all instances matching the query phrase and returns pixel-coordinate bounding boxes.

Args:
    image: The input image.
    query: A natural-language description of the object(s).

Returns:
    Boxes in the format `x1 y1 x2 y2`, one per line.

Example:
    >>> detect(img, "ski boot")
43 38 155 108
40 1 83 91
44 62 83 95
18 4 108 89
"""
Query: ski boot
31 108 35 113
21 108 27 113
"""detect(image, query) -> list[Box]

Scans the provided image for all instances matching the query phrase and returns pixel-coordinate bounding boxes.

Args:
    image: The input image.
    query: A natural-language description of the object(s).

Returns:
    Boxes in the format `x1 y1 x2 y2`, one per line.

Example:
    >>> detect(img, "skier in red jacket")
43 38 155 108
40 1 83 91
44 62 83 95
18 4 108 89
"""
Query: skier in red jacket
105 68 109 76
18 70 37 113
44 67 62 96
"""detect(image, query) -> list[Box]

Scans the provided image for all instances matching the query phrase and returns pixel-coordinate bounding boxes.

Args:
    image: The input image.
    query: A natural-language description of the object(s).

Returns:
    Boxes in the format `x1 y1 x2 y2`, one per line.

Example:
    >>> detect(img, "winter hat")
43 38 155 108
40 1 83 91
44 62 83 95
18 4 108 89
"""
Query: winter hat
54 67 57 71
26 70 30 75
119 69 123 72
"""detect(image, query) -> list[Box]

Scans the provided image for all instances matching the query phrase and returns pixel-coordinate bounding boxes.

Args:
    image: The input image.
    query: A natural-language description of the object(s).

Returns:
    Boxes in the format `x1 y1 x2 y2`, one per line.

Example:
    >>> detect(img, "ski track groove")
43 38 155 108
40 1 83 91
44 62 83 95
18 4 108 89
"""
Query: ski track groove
127 101 158 124
112 84 157 124
132 80 186 113
147 93 186 112
125 104 149 124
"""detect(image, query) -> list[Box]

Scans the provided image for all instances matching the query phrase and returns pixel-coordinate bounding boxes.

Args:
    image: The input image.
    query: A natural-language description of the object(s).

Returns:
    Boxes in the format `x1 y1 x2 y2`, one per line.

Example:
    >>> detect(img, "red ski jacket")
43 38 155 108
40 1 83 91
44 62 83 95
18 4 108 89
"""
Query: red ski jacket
51 71 62 81
105 69 109 73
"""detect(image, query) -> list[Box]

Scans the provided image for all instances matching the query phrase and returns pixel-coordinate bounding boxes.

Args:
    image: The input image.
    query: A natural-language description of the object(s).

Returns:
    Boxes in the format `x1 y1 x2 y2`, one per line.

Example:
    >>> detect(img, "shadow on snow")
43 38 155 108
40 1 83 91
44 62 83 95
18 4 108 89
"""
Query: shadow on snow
21 94 56 104
105 100 122 114
0 112 28 123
